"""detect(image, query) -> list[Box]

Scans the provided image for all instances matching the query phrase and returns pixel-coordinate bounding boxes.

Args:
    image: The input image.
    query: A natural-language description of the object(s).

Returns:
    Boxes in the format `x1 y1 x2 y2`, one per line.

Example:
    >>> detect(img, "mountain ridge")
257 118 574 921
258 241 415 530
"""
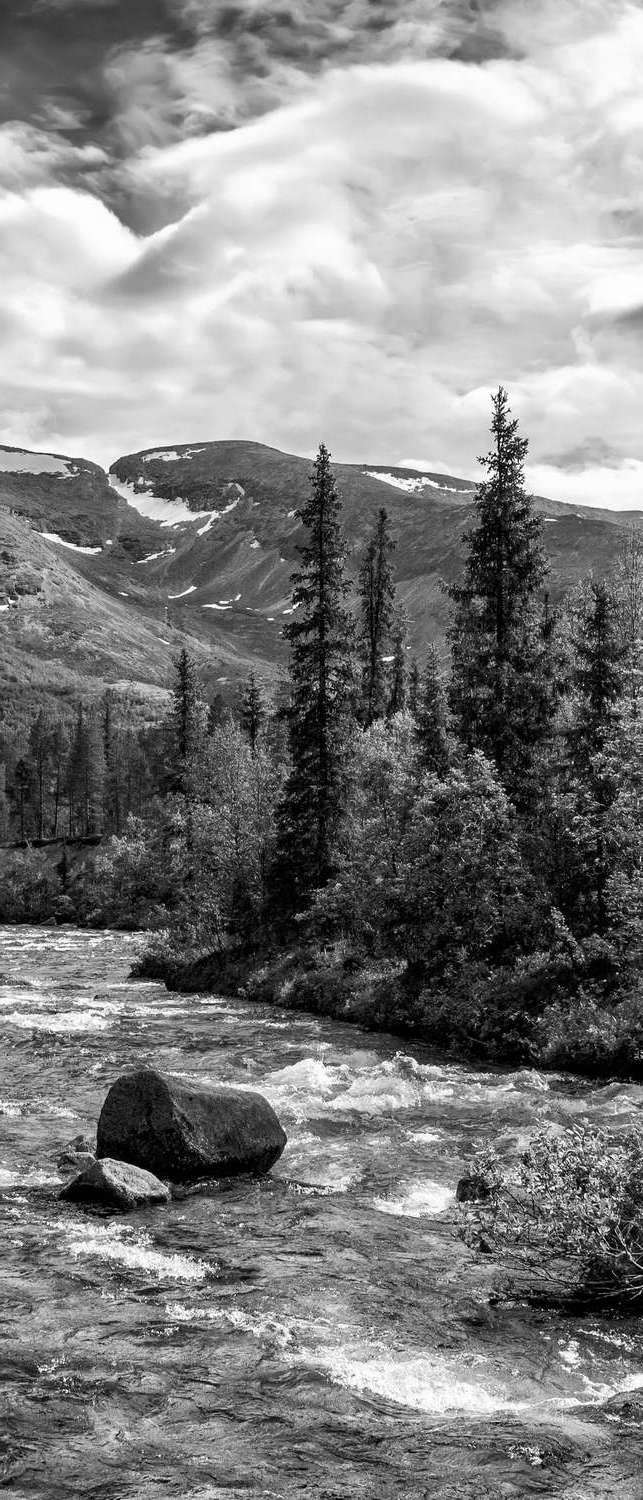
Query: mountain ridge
0 438 639 726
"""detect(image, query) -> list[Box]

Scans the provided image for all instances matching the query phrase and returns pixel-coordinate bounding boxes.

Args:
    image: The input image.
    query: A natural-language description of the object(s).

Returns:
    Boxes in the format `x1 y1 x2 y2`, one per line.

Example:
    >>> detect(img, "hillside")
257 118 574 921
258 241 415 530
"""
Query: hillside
0 439 639 724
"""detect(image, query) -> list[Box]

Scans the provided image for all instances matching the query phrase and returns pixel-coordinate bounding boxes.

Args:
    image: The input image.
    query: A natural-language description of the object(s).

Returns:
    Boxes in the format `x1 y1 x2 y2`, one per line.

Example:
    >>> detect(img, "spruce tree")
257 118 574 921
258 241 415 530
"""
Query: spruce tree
387 605 409 716
103 690 122 834
29 710 55 840
567 582 625 786
448 387 550 802
273 443 354 911
167 648 204 794
548 585 627 939
358 507 396 725
239 671 265 754
50 722 69 839
0 763 9 843
67 705 104 836
14 757 30 843
408 658 420 718
613 527 643 714
416 647 450 775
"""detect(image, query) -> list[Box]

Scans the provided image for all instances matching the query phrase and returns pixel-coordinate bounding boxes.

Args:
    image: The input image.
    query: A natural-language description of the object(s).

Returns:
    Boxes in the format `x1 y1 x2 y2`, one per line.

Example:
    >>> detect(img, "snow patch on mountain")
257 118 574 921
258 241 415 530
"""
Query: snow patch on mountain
39 532 102 555
364 469 471 496
0 449 81 478
135 548 176 564
168 586 197 599
196 497 240 537
142 448 206 463
109 475 211 527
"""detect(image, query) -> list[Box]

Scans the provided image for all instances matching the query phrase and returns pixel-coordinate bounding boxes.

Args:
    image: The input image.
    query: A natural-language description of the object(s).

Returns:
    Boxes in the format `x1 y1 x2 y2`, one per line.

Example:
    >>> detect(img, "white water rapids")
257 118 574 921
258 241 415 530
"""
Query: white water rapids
0 927 641 1498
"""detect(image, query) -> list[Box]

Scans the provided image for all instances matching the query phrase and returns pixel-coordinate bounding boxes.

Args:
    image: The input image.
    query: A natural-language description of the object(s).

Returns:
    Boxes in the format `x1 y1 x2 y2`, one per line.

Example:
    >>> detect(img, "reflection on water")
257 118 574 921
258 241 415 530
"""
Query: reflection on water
0 926 641 1499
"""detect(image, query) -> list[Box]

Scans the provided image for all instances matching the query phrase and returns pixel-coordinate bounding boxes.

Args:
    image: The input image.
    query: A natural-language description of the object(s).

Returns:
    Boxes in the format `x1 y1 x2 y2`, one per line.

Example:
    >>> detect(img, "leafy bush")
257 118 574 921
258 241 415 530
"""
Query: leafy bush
0 848 61 921
459 1124 643 1306
534 985 643 1077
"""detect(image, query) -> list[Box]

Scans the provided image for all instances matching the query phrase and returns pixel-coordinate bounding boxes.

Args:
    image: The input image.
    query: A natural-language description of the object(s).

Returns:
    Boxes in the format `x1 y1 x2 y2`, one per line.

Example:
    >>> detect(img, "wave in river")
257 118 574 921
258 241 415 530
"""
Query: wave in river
373 1180 454 1217
64 1220 217 1283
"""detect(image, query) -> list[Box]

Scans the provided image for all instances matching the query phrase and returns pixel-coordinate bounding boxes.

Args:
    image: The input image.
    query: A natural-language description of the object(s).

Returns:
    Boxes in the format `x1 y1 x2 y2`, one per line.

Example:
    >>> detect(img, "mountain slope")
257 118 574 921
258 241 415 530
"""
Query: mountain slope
0 439 639 724
110 440 640 646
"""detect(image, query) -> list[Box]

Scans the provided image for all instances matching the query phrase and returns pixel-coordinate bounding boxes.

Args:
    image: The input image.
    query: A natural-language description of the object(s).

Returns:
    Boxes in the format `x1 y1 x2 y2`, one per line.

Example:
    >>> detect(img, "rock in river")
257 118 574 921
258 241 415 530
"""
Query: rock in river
456 1173 492 1203
60 1157 170 1211
58 1149 96 1174
96 1067 287 1181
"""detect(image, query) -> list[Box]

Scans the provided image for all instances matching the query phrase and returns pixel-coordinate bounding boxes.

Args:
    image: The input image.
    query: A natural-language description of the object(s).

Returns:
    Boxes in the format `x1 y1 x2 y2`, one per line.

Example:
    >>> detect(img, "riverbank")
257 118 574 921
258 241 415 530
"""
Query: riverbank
134 939 643 1083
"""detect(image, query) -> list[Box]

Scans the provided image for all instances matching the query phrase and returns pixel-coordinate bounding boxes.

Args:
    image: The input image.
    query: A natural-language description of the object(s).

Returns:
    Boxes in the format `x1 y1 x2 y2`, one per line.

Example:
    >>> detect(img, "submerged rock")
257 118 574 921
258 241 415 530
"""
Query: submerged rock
455 1174 492 1203
96 1067 287 1181
60 1157 170 1211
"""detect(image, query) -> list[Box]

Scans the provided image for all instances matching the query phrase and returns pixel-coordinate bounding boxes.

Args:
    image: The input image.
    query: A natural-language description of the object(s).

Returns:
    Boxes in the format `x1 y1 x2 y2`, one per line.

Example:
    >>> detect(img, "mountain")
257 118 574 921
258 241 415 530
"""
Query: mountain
0 439 639 725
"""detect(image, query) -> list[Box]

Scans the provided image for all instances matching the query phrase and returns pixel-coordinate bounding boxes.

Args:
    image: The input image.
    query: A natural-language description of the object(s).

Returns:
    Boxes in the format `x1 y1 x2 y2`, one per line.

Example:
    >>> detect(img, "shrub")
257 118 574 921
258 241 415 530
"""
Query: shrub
459 1124 643 1307
0 848 61 921
534 984 643 1078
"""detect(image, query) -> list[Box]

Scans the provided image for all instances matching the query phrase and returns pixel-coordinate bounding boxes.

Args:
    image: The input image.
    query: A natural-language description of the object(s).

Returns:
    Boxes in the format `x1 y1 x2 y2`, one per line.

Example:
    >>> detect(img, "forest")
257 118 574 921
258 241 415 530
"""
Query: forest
1 389 641 1081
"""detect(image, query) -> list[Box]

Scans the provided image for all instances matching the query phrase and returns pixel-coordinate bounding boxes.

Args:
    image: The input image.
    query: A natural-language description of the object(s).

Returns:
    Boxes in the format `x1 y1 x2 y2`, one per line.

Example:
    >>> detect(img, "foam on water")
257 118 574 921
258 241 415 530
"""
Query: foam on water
312 1344 643 1418
576 1372 643 1405
5 1008 114 1033
65 1222 215 1283
0 1095 78 1119
163 1301 587 1419
167 1302 297 1350
0 1164 61 1188
262 1050 551 1122
314 1346 518 1415
373 1180 453 1218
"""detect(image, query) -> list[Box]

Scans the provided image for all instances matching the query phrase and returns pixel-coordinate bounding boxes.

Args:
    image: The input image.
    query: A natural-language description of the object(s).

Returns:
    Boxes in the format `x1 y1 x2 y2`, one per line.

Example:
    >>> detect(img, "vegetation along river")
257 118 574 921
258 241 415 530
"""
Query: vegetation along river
1 927 641 1499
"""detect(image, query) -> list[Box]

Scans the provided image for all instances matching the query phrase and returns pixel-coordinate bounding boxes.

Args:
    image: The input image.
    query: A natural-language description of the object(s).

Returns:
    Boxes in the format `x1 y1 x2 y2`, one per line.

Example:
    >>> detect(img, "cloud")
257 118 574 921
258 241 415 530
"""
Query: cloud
0 0 643 511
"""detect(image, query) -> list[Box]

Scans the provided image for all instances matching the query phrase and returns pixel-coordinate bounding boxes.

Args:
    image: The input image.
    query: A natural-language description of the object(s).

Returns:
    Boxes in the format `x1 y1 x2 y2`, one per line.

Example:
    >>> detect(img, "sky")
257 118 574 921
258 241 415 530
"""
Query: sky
1 0 643 508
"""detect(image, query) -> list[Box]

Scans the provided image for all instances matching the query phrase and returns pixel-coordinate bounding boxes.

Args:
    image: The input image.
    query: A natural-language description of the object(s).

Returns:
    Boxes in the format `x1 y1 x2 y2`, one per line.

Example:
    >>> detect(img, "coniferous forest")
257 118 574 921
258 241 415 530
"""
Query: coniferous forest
1 391 641 1080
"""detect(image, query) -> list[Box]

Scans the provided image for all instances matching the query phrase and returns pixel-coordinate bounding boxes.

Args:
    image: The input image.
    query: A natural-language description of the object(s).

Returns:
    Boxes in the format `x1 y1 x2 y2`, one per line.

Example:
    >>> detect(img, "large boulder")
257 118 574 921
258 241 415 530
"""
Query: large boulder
96 1068 287 1181
60 1157 170 1211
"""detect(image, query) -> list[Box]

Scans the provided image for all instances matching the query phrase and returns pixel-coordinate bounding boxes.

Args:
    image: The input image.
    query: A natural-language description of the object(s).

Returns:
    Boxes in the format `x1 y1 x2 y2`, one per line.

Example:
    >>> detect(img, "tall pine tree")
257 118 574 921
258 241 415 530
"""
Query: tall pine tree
567 581 625 787
358 507 396 725
239 671 265 754
67 705 104 836
415 647 451 775
387 605 409 716
448 387 550 803
273 443 354 911
166 648 205 794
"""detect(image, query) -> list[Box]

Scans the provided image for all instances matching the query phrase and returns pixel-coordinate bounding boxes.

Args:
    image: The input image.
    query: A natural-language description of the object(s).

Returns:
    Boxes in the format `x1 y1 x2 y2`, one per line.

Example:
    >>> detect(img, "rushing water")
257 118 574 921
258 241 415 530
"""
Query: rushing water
0 927 641 1500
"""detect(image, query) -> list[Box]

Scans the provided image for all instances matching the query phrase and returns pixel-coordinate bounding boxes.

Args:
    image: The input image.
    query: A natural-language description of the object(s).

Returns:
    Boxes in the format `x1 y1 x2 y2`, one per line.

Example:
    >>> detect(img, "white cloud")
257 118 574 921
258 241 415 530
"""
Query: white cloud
1 1 643 511
527 461 643 511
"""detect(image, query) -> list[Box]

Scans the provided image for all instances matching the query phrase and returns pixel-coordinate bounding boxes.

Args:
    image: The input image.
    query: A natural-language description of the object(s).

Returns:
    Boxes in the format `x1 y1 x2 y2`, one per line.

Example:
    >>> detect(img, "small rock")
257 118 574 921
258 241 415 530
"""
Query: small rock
59 1157 170 1211
57 1149 96 1174
66 1134 95 1154
456 1174 492 1203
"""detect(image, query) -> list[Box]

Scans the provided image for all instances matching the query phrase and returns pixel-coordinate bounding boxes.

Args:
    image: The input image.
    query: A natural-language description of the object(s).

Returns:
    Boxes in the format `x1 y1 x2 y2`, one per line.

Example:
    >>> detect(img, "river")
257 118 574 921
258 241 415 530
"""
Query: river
0 926 641 1499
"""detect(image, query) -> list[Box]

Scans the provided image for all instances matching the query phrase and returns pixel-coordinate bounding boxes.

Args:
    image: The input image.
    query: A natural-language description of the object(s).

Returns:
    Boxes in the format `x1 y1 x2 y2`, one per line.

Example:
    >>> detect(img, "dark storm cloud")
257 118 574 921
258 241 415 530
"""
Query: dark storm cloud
0 1 514 160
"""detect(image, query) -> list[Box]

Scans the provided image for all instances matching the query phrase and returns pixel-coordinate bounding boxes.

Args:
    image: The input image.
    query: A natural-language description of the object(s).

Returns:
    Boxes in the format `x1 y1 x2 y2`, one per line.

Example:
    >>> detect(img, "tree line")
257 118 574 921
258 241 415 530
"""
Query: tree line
1 389 641 1076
